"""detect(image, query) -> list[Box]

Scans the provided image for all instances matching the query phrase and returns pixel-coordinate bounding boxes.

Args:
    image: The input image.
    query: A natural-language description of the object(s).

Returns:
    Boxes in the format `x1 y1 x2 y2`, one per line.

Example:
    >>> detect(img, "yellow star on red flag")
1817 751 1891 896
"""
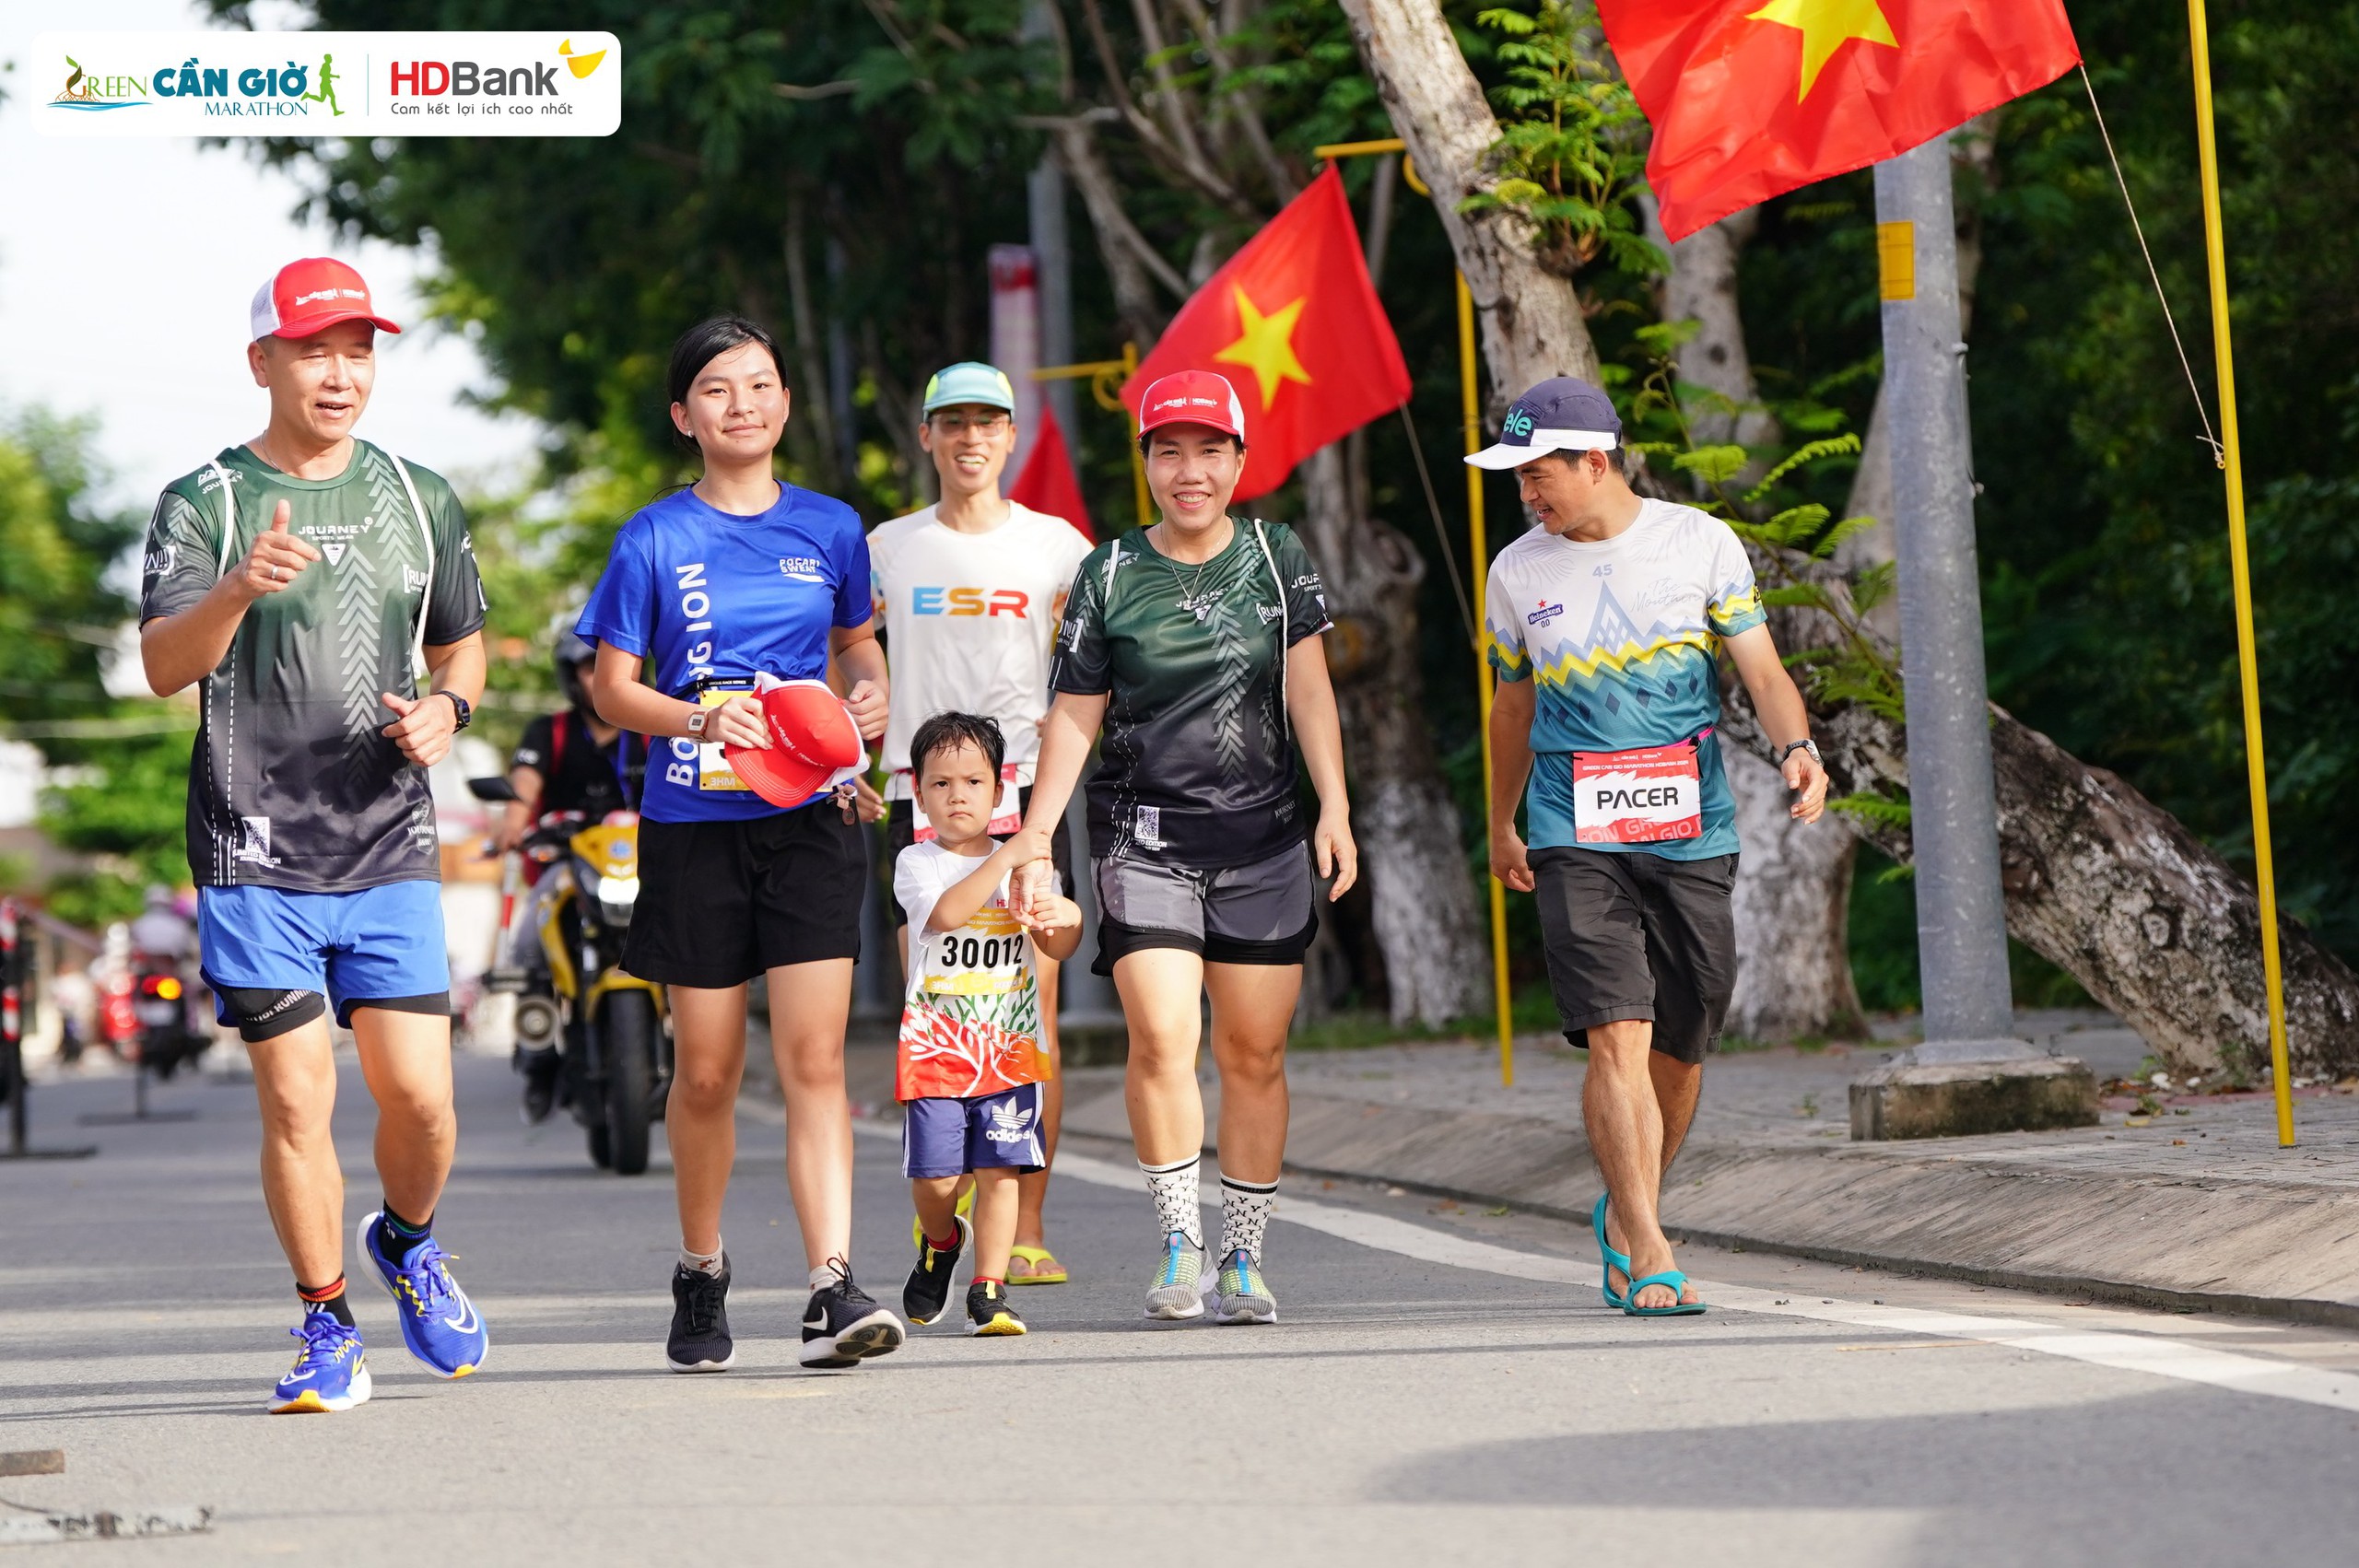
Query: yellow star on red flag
1214 286 1313 410
1746 0 1899 101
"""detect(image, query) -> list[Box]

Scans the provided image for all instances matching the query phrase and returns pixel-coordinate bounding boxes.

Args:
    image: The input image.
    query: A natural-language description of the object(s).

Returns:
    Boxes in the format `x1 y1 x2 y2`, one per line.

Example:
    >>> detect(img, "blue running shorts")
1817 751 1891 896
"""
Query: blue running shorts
198 882 451 1035
901 1082 1047 1178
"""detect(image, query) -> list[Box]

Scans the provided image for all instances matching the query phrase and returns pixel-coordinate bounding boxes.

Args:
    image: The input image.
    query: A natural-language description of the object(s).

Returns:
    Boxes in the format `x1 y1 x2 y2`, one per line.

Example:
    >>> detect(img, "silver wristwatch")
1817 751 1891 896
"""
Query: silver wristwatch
1777 738 1822 767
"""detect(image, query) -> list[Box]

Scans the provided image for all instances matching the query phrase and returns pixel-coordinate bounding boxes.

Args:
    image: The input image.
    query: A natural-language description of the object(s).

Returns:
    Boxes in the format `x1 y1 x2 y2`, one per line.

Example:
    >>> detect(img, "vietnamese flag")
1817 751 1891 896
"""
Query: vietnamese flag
1600 0 2080 241
1007 398 1094 542
1122 165 1410 500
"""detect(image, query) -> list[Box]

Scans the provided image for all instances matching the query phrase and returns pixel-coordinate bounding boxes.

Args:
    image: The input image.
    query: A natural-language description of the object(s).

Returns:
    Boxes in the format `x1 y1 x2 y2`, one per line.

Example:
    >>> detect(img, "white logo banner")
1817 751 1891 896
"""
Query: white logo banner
34 31 621 137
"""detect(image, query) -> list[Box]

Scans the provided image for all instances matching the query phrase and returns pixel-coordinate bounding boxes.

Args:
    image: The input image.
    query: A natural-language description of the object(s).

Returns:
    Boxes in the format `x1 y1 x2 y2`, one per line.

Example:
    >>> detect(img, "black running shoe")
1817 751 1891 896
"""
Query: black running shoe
667 1260 735 1373
800 1260 905 1369
517 1047 559 1125
903 1214 970 1327
967 1279 1027 1337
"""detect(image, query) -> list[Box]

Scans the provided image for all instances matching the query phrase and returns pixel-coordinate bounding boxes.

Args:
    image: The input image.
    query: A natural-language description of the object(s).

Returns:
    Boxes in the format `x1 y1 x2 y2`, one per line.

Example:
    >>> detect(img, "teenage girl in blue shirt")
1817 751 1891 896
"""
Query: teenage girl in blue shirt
578 317 903 1373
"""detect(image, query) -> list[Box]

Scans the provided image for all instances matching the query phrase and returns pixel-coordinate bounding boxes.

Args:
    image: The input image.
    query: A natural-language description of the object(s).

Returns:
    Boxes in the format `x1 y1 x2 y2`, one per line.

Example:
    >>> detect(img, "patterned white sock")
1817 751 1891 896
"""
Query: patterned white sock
1139 1154 1204 1250
1219 1175 1278 1264
680 1242 725 1278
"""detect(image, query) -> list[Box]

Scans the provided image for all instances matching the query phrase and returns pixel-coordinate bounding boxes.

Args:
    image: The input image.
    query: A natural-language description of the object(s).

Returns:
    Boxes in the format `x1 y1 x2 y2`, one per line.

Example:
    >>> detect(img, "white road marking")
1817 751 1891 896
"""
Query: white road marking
1033 1141 2359 1415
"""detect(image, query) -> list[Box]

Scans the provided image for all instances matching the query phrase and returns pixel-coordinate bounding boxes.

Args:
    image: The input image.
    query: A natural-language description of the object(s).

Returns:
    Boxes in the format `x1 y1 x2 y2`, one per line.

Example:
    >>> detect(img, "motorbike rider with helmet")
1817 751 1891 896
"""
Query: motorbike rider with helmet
499 631 649 1119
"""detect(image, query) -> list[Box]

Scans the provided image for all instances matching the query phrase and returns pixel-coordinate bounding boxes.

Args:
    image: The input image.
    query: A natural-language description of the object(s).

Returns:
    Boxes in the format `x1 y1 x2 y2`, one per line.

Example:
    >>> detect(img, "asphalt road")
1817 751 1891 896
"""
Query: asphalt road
6 1048 2359 1565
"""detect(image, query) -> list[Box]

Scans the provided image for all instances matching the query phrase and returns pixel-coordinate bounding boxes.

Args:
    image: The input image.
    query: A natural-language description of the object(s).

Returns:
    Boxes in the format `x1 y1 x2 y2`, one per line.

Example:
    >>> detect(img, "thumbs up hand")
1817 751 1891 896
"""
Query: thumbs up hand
234 498 321 601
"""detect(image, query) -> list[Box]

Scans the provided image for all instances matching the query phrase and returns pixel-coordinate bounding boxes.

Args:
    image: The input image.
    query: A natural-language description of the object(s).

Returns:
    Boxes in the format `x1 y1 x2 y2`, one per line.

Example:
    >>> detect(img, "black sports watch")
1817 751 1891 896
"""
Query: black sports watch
1777 738 1821 767
434 690 473 731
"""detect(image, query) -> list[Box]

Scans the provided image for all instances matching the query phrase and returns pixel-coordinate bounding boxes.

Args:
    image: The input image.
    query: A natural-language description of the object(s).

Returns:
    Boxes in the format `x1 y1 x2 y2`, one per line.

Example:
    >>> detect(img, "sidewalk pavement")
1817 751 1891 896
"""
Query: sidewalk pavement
1036 1009 2359 1327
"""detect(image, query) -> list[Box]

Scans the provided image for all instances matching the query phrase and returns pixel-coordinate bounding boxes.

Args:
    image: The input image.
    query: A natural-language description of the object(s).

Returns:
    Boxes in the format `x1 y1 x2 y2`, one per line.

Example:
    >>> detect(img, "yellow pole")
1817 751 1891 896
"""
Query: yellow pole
1122 341 1152 531
2187 0 2294 1147
1461 273 1514 1088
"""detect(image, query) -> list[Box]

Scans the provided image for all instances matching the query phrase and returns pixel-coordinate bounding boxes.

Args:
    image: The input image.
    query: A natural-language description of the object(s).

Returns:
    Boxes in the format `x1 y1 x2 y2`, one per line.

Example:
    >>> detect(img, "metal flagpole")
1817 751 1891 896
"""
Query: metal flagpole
2187 0 2295 1145
1313 136 1516 1087
1460 273 1514 1088
1848 136 2097 1138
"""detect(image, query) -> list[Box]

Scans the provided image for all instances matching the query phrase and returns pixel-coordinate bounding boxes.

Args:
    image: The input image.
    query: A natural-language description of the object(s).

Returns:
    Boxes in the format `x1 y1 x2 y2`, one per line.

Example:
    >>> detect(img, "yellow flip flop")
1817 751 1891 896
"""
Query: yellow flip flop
1005 1245 1067 1285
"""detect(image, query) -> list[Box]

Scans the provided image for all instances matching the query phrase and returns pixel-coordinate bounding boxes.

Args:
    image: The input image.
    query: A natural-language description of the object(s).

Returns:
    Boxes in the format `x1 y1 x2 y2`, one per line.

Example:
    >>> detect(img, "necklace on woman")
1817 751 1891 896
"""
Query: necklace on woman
1152 523 1223 622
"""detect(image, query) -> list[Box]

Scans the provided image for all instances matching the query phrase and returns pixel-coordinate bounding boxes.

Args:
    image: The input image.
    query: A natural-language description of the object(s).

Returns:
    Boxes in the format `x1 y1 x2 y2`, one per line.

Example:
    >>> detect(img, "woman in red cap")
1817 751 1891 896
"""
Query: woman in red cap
1006 369 1356 1327
576 316 904 1375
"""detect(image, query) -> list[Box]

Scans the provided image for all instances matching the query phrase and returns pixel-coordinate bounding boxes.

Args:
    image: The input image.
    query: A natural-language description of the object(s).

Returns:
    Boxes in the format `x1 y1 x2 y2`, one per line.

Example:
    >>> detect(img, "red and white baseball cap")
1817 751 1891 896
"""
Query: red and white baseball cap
1136 369 1248 445
249 257 402 343
723 677 867 808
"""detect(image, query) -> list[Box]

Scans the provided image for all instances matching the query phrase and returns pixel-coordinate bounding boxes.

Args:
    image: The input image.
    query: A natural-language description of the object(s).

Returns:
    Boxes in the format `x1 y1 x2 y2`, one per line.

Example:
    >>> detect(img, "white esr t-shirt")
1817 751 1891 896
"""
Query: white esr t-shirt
869 500 1095 795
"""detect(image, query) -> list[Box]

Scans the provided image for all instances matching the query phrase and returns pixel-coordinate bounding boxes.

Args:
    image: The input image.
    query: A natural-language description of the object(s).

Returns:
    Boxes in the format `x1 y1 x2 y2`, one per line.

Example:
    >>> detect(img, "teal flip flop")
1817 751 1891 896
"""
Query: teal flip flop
1591 1194 1633 1310
1623 1270 1708 1317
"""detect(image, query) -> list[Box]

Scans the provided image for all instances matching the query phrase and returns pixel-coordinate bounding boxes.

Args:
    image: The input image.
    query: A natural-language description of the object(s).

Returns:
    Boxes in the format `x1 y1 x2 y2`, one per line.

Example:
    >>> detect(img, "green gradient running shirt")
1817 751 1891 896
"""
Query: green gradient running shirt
139 441 487 891
1049 520 1331 868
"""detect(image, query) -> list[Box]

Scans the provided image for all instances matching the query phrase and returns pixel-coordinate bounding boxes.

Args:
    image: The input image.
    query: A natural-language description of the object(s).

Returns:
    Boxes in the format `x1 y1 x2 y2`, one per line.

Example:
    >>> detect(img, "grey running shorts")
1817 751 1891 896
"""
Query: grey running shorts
1091 842 1318 977
1531 845 1739 1064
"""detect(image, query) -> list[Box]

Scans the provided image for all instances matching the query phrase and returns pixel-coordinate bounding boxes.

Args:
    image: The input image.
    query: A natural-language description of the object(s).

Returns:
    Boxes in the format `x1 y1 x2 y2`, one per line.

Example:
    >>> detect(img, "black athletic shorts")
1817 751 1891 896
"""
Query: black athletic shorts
624 801 866 989
1531 846 1738 1065
884 785 1073 927
1092 842 1318 977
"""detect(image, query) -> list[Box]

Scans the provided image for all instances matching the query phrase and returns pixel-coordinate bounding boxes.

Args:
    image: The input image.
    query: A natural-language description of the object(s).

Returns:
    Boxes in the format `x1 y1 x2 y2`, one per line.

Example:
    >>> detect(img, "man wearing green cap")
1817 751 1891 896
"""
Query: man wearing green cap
871 362 1095 1288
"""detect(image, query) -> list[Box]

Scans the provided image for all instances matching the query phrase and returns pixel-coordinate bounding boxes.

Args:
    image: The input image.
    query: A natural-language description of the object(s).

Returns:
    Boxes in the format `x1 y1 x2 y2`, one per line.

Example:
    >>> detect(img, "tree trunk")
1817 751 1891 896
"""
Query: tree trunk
1047 119 1177 347
1646 202 1865 1040
1295 445 1490 1024
1335 0 1601 398
1716 680 2359 1079
1723 743 1866 1039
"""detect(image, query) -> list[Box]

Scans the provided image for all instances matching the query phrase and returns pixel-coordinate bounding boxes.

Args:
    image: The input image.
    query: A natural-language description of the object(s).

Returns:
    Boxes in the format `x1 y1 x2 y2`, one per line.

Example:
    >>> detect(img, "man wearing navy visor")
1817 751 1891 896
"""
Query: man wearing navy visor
1475 376 1828 1318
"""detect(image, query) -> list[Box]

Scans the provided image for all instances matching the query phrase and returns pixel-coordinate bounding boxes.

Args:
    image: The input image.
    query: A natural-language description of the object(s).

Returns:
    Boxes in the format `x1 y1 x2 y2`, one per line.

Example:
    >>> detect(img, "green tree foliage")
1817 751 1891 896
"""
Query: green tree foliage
0 412 142 722
1465 1 1657 276
38 730 194 928
0 409 189 924
213 0 1050 518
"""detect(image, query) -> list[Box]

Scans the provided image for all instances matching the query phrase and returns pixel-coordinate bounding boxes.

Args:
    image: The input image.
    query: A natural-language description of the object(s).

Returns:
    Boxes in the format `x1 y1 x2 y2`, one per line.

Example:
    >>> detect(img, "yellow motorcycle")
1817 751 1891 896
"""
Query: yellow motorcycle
473 778 671 1175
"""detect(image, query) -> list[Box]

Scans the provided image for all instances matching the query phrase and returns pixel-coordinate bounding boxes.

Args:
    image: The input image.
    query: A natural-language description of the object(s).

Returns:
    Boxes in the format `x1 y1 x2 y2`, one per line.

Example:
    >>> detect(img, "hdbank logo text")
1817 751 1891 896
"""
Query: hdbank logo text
33 32 622 138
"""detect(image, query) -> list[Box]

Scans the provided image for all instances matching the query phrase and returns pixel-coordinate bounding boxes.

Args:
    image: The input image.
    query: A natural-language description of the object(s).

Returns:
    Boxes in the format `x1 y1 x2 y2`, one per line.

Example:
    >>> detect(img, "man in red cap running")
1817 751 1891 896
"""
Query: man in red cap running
140 258 492 1412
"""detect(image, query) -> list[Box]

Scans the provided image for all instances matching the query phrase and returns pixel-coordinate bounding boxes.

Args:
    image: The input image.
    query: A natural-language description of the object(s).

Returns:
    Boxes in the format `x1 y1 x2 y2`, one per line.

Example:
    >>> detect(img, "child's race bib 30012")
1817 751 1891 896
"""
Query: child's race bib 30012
1571 743 1703 845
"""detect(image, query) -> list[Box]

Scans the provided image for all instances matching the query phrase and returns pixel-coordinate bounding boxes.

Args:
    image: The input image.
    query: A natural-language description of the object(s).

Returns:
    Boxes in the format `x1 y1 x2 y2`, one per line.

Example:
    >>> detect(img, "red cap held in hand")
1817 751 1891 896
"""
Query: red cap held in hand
723 679 865 808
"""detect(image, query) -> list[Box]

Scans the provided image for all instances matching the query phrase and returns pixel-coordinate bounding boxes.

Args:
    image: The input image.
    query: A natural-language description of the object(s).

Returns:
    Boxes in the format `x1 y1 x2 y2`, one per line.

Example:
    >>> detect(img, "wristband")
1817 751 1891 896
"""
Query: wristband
1777 738 1821 767
434 690 473 731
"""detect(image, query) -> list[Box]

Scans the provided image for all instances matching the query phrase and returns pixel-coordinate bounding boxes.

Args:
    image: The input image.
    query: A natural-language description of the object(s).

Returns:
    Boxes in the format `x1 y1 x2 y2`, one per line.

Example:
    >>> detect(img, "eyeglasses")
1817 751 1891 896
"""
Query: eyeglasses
931 412 1010 435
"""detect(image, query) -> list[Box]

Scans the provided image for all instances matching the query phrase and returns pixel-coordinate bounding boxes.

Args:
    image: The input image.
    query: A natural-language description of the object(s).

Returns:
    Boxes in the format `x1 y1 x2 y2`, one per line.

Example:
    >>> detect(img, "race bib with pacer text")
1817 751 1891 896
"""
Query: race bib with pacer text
1572 743 1703 845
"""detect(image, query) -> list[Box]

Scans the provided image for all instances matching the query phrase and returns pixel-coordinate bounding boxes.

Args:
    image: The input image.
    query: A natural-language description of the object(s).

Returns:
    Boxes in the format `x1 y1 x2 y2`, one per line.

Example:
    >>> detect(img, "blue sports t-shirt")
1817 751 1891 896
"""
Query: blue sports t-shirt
1482 498 1765 860
576 483 873 824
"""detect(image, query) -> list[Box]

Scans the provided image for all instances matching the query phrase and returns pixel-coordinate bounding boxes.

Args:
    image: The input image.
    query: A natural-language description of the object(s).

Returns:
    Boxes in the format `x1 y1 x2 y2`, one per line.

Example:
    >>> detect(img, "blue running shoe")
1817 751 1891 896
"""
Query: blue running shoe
269 1313 371 1413
358 1211 490 1378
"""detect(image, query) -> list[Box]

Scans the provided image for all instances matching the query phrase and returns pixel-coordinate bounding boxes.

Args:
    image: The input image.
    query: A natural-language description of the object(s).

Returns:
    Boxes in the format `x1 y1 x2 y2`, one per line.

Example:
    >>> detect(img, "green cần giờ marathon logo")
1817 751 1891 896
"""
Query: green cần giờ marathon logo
51 53 345 118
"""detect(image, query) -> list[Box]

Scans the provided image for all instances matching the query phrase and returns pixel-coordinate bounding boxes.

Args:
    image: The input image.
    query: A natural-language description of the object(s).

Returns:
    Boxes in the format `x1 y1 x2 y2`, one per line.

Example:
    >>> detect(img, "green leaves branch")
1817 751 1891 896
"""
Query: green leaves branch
1465 1 1661 278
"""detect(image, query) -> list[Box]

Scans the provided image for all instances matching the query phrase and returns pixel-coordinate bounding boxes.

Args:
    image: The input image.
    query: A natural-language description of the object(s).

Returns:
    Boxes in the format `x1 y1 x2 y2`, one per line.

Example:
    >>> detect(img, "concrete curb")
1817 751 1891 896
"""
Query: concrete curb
1058 1082 2359 1328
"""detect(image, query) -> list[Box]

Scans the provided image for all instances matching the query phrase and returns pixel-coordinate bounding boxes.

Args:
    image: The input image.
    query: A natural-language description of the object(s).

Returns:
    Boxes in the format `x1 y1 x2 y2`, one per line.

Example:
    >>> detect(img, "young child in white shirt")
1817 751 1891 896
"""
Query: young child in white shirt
893 712 1082 1335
